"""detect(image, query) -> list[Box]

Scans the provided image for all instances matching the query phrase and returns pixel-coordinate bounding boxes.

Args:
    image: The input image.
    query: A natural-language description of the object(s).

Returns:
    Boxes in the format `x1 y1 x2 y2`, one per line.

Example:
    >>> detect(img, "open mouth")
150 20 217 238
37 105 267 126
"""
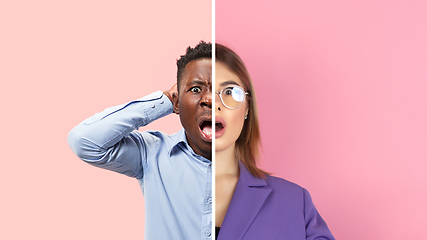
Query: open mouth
215 117 226 138
215 122 224 132
199 120 212 141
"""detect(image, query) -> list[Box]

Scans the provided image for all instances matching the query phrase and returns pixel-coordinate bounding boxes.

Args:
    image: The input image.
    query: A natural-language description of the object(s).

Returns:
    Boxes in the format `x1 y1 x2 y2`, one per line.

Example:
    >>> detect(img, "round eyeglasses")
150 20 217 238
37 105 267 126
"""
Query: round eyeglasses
216 86 249 109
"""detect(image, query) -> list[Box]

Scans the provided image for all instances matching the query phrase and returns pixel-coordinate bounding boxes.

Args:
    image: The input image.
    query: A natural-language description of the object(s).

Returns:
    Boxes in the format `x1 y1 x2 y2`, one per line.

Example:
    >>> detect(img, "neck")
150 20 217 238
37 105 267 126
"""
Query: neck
215 144 239 177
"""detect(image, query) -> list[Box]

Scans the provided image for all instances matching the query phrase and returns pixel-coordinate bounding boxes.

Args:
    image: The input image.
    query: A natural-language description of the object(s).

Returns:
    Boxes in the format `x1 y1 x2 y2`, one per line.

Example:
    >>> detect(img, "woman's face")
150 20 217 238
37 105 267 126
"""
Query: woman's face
215 61 249 153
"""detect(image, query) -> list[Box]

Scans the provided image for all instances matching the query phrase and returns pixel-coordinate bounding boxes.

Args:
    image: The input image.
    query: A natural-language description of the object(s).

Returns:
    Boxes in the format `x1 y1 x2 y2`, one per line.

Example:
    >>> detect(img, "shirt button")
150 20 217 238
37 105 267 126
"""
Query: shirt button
207 197 212 204
160 100 164 104
205 231 211 237
151 104 155 108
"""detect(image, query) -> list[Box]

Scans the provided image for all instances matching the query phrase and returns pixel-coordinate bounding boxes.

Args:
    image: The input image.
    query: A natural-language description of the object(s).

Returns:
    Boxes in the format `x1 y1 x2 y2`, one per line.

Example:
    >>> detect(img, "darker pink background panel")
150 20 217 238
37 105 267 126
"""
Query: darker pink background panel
0 0 210 239
216 1 427 239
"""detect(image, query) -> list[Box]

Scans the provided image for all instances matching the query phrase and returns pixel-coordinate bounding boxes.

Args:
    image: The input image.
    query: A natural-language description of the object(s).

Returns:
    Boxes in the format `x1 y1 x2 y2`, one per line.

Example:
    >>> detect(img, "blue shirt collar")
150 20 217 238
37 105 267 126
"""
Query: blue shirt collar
168 129 211 163
168 128 188 155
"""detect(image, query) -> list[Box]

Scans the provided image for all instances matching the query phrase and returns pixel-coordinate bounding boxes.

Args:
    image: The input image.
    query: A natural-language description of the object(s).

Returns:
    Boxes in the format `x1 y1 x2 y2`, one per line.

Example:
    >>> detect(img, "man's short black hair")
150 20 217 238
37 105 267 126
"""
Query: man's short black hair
176 41 212 92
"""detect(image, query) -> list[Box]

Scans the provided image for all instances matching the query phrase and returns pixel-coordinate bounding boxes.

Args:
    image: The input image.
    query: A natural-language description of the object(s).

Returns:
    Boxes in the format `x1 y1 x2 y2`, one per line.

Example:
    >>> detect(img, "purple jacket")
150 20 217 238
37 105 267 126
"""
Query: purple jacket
218 163 335 240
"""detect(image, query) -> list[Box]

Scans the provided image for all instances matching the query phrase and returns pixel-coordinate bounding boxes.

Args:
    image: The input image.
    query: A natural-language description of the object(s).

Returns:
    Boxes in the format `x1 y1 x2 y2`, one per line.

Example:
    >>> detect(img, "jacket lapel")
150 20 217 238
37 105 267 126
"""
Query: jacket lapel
219 162 272 240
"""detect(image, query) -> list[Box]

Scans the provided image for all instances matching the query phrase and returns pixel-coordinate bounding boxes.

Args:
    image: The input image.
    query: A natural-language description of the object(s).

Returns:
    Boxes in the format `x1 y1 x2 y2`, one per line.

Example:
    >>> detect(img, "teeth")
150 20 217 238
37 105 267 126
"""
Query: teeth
202 123 212 136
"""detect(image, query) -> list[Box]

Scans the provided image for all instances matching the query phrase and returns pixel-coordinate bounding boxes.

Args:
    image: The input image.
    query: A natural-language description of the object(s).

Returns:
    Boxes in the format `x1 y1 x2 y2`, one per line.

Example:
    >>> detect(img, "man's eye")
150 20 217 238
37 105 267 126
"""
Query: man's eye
190 87 202 93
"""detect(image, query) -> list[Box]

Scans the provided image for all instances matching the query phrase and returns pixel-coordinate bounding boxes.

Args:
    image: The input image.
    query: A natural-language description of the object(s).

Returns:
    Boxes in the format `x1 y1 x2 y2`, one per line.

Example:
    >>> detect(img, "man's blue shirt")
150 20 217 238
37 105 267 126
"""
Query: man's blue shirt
68 91 212 239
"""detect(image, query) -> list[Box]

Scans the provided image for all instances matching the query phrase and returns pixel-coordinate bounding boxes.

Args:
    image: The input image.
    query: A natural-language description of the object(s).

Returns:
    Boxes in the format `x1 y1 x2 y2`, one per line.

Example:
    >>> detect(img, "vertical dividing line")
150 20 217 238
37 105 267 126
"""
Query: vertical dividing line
211 0 216 237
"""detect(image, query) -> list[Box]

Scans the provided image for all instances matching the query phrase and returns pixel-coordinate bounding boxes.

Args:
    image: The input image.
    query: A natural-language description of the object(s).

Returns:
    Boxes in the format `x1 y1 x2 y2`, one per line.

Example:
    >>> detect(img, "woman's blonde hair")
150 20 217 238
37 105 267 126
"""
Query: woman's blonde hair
216 43 267 178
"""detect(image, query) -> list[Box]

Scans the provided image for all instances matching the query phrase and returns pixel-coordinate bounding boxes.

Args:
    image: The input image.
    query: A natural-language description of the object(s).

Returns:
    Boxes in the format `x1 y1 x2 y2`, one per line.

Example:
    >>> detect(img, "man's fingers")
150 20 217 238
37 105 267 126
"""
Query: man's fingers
164 83 179 114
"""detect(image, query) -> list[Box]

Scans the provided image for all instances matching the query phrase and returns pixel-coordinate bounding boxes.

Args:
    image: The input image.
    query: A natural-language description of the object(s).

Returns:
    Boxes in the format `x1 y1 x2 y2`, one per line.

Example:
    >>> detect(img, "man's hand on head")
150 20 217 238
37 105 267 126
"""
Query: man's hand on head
163 83 179 114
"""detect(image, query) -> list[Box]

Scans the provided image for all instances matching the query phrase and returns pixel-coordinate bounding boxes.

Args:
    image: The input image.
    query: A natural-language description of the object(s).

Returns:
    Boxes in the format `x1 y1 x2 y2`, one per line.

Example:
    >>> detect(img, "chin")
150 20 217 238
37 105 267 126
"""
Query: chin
214 139 233 153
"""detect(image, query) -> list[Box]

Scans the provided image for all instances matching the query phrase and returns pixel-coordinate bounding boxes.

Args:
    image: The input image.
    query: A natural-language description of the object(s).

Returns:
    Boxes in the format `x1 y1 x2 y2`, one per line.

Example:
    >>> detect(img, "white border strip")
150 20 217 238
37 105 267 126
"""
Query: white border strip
211 0 216 237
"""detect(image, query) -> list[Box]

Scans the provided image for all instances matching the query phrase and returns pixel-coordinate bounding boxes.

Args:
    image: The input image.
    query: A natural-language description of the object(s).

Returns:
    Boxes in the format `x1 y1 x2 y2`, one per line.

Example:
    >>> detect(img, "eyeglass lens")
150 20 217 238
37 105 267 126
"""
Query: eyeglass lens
221 86 245 109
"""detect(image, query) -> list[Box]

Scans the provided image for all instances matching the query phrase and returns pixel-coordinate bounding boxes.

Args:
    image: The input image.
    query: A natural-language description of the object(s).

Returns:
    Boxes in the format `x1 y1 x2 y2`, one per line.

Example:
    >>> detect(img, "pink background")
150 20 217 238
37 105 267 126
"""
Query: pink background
1 1 210 239
217 1 427 239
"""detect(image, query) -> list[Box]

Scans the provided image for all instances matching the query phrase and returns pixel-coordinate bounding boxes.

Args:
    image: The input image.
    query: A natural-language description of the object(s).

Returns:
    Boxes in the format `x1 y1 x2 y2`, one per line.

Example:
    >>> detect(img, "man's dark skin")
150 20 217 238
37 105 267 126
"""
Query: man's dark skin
164 58 212 160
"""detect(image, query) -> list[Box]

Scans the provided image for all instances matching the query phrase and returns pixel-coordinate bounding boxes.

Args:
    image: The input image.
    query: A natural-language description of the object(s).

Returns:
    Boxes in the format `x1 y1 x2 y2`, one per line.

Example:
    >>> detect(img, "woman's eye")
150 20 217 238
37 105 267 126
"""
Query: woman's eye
190 87 202 93
223 88 233 95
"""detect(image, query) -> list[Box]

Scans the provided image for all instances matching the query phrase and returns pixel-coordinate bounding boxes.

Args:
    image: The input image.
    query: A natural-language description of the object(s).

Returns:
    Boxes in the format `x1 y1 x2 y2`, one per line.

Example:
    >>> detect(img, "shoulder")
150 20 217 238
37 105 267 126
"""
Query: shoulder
265 174 304 191
130 129 182 147
264 175 307 202
139 129 172 138
263 175 320 213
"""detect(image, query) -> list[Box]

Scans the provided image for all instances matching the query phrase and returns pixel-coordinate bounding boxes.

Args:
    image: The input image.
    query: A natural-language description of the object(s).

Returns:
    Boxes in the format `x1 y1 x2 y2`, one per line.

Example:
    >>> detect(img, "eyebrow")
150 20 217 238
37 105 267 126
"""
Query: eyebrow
187 79 208 86
219 80 241 87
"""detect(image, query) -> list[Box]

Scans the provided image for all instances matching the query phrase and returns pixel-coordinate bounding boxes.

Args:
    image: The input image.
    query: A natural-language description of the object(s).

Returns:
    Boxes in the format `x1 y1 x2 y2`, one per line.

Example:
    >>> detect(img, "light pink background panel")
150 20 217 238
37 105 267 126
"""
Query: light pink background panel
0 0 211 239
216 1 427 239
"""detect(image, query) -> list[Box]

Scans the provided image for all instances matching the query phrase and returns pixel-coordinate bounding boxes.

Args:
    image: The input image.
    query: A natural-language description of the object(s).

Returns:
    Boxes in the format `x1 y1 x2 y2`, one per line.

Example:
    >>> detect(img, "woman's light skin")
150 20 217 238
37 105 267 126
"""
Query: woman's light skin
215 61 249 227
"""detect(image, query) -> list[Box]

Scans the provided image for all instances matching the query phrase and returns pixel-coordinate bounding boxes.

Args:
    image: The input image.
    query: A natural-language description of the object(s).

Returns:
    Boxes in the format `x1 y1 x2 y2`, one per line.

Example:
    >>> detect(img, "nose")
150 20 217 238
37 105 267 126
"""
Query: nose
200 90 212 108
215 92 222 111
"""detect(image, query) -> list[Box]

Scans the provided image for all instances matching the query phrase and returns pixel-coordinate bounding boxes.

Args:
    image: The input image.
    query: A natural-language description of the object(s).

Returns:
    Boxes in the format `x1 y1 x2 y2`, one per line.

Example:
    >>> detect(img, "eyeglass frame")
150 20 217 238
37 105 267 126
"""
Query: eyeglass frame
215 86 250 109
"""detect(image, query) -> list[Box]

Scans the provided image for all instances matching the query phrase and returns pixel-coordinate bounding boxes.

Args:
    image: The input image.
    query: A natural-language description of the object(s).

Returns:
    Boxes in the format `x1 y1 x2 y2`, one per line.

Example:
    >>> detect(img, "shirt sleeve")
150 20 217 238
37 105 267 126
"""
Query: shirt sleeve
303 188 336 240
67 91 173 178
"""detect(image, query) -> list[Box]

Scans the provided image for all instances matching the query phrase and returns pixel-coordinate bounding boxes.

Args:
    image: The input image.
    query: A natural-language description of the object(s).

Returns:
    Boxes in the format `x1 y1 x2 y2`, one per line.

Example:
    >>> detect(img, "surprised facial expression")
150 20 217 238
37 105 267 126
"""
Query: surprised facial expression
215 61 249 153
173 58 212 160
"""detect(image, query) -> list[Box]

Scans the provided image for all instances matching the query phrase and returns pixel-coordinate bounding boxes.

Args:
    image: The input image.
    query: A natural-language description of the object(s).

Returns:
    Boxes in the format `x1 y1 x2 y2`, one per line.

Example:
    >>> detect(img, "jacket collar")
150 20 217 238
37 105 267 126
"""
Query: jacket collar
218 162 272 240
238 161 268 187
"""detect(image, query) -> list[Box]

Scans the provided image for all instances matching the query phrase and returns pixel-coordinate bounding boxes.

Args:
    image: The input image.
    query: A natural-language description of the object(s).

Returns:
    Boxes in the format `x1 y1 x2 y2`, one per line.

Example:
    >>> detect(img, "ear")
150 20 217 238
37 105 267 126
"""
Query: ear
172 92 179 114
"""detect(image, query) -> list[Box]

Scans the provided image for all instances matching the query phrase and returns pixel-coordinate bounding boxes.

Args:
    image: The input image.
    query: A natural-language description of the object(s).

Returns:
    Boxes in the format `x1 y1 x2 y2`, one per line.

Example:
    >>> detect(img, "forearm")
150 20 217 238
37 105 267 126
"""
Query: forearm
67 91 173 176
